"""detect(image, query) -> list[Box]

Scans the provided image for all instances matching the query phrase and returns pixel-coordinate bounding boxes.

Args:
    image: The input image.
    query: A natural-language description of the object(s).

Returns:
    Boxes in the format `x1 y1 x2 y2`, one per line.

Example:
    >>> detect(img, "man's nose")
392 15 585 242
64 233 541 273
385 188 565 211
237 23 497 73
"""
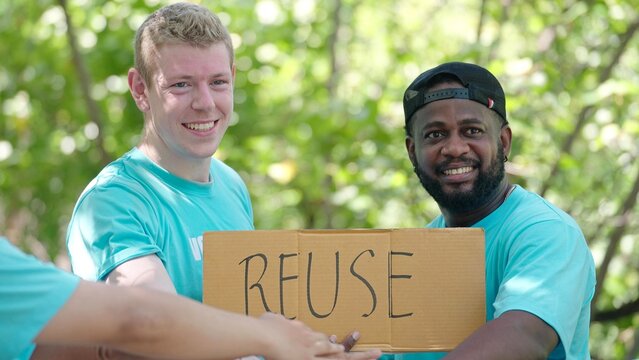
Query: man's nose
192 83 216 111
440 133 470 158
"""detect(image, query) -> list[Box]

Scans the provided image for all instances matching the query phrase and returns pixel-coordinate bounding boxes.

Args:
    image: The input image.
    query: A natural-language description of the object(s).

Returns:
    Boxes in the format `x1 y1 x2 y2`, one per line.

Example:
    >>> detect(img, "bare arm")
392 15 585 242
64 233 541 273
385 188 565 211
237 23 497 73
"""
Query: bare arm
35 280 347 360
31 255 177 360
105 254 177 293
33 260 382 360
444 310 558 360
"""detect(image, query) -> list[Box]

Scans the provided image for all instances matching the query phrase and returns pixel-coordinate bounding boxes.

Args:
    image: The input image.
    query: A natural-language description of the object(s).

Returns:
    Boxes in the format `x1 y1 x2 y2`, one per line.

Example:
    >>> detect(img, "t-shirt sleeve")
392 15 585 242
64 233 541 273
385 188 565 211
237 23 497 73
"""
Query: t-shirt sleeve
0 238 80 359
66 183 162 281
492 219 595 357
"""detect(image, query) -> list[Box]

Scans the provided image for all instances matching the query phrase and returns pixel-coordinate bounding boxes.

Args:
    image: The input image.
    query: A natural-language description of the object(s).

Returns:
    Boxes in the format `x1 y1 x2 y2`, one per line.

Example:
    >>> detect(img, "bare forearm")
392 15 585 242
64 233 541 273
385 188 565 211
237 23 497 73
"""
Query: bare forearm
31 344 155 360
116 288 274 358
31 344 99 360
36 283 274 359
444 311 558 360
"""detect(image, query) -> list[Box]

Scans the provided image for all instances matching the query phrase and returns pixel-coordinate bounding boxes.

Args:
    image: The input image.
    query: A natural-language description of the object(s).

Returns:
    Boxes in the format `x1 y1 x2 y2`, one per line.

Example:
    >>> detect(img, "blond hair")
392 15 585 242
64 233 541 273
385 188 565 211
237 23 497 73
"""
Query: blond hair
134 2 234 85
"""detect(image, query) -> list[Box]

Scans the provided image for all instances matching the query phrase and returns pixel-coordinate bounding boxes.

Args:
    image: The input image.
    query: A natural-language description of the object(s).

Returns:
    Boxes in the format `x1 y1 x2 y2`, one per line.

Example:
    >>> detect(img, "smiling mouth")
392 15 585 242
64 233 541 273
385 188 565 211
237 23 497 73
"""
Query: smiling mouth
184 121 216 131
442 166 474 176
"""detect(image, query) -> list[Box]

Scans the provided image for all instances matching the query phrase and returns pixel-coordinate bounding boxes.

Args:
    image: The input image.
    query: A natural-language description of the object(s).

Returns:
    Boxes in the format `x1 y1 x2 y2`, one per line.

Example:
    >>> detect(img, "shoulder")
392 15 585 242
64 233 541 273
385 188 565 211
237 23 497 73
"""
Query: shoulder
495 187 591 260
69 154 163 231
0 238 80 348
1 238 79 285
210 157 247 185
77 151 155 204
506 186 583 233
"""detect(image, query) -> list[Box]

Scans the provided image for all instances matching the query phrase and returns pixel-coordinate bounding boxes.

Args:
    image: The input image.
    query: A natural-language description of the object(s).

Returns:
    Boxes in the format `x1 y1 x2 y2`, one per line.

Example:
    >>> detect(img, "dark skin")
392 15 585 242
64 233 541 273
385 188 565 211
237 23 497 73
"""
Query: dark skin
403 81 559 359
330 332 360 352
406 82 513 228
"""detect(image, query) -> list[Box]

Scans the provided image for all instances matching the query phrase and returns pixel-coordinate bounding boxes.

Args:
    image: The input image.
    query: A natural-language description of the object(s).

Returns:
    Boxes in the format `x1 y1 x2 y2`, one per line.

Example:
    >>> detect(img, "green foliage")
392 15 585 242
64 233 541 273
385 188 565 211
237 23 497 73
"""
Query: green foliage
1 0 638 357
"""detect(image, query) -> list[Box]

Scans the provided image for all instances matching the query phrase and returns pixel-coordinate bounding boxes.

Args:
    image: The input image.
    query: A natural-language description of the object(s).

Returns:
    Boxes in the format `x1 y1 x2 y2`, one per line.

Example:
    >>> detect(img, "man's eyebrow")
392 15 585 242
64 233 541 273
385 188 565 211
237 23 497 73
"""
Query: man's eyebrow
458 118 485 126
420 119 448 128
421 118 483 127
164 71 232 81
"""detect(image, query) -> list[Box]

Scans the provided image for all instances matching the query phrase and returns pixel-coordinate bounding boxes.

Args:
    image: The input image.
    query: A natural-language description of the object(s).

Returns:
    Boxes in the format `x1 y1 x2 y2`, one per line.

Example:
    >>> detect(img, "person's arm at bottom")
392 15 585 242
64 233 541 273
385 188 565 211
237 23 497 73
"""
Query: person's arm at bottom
34 280 346 360
443 310 558 360
31 255 180 359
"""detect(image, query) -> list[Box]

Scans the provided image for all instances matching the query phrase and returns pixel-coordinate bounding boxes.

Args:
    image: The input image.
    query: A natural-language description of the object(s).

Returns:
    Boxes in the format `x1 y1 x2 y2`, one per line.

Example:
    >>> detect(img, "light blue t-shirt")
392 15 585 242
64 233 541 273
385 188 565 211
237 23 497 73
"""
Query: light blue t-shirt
0 237 80 360
67 147 254 301
381 185 595 360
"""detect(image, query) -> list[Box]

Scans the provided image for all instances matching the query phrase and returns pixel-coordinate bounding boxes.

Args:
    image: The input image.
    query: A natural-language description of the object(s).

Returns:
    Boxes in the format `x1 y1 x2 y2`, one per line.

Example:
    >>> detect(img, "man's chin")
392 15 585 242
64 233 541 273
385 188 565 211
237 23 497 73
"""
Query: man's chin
435 180 476 198
440 191 476 206
424 183 479 211
441 182 475 194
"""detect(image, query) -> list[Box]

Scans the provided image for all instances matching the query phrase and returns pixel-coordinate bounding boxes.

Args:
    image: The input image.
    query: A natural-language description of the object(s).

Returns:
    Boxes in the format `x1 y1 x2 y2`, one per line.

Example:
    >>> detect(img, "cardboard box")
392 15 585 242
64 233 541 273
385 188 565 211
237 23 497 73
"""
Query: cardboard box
203 228 485 352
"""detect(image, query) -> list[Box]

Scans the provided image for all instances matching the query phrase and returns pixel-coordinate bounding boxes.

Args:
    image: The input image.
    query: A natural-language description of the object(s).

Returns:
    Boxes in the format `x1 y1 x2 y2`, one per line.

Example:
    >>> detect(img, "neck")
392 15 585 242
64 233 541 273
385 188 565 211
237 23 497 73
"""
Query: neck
138 142 212 183
441 180 513 227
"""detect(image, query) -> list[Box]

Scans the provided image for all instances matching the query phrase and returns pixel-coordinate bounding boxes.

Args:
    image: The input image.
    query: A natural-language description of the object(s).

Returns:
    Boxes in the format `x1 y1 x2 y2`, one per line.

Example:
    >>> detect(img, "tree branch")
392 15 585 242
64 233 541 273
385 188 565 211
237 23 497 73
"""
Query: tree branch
316 0 348 229
540 16 639 196
59 0 111 166
591 165 639 316
475 0 487 47
593 296 639 322
485 0 512 63
326 0 343 97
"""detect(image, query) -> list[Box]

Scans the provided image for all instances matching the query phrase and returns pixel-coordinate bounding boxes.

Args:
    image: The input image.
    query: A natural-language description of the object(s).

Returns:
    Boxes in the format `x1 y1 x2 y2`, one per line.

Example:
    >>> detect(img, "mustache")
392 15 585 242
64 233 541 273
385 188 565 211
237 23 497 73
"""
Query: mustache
434 157 480 173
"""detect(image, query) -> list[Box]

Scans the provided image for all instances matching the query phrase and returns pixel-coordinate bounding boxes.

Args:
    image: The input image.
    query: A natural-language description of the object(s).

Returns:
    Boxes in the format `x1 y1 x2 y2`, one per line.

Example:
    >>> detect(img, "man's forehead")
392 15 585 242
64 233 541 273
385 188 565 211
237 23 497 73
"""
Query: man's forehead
149 41 232 64
152 43 232 71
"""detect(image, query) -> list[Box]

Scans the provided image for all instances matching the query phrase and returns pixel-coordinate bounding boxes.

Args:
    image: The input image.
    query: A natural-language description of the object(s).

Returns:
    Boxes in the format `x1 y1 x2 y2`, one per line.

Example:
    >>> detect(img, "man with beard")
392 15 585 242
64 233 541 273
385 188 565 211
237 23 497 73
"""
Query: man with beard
381 62 595 359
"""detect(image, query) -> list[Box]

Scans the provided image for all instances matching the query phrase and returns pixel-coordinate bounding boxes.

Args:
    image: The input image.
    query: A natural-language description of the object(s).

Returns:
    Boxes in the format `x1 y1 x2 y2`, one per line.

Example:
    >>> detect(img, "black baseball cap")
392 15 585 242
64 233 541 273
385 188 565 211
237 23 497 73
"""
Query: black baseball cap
403 62 507 127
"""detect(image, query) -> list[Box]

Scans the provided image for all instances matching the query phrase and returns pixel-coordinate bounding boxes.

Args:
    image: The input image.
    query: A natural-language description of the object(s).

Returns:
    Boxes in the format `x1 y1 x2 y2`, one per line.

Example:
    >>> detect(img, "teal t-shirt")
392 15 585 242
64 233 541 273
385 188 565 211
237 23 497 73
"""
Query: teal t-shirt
67 147 254 301
381 186 595 360
0 237 80 360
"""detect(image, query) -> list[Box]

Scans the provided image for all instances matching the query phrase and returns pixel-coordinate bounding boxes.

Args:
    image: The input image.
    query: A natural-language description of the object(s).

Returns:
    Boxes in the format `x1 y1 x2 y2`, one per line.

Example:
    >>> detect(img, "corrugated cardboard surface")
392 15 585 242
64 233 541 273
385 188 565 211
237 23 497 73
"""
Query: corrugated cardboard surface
203 228 485 352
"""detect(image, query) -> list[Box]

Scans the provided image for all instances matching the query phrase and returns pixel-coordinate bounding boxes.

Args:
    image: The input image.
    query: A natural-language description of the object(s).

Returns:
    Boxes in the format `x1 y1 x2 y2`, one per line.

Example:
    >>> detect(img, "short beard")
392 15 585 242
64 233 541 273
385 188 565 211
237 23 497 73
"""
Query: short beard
414 146 505 213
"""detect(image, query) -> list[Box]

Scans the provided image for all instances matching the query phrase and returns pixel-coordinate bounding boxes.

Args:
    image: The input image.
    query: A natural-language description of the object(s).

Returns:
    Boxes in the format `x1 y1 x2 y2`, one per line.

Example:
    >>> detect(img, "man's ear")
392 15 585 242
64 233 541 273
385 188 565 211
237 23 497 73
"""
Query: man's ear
128 68 150 112
500 124 512 160
405 135 417 168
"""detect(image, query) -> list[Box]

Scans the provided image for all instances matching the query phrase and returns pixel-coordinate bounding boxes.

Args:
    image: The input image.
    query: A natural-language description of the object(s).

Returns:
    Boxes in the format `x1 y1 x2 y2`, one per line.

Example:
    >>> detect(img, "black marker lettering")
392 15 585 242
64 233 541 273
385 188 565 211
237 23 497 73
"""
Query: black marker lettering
279 252 298 319
307 251 340 318
388 251 413 318
239 253 271 315
350 249 377 317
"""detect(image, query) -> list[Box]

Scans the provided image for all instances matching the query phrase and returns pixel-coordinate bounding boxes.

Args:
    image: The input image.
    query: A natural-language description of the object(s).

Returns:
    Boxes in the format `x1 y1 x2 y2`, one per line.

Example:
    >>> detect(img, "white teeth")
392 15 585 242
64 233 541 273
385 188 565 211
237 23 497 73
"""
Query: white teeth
443 166 473 175
185 122 214 131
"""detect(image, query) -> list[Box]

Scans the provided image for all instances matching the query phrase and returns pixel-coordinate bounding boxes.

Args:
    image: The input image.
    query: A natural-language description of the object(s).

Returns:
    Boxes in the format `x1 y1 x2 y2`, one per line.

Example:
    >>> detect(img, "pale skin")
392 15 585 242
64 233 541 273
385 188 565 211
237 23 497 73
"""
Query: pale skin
107 42 236 295
120 42 373 358
129 42 234 183
405 81 559 359
33 280 346 360
33 41 381 359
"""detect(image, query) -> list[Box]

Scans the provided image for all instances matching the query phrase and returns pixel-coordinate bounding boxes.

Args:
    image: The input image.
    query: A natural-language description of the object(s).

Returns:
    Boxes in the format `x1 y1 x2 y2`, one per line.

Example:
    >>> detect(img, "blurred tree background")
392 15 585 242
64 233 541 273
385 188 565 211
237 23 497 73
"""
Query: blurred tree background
0 0 637 357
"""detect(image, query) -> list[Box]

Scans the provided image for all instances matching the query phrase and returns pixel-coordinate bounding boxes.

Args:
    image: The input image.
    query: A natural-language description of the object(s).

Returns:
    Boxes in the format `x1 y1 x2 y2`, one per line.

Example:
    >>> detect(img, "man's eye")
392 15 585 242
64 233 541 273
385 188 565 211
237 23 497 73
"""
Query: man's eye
425 131 445 139
466 128 483 135
211 79 230 87
173 82 188 88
